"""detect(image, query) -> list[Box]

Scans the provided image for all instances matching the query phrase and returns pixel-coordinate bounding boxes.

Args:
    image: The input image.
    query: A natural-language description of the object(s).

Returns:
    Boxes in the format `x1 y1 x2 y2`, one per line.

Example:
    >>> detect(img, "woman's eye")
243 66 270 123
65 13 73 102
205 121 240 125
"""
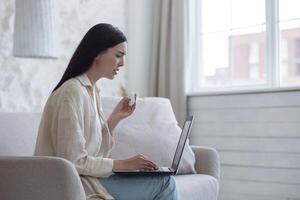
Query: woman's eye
116 54 122 58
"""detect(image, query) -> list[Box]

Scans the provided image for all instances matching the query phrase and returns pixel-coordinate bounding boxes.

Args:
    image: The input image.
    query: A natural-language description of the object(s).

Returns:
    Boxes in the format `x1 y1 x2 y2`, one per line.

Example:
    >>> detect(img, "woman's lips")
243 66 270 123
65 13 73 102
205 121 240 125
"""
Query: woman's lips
113 68 119 75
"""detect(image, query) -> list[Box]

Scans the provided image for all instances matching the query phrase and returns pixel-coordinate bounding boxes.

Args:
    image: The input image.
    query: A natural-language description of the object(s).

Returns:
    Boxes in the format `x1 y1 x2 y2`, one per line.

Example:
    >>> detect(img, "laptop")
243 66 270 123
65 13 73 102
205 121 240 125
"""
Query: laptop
113 116 194 176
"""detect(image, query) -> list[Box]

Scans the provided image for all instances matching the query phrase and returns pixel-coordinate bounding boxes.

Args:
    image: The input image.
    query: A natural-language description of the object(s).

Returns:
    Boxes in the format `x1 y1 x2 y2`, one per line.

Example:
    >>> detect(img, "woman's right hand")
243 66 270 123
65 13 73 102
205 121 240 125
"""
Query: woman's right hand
113 154 158 170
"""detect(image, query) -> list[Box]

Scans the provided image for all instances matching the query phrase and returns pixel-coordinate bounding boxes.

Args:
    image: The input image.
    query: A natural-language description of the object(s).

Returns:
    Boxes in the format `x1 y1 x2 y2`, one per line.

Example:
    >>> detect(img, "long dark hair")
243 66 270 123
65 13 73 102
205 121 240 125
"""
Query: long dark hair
52 23 127 92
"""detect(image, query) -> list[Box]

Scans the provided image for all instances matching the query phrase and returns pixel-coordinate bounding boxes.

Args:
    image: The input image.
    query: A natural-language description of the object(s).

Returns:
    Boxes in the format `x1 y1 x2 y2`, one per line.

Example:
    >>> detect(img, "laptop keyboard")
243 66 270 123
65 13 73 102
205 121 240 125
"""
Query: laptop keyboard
140 167 170 172
140 168 159 172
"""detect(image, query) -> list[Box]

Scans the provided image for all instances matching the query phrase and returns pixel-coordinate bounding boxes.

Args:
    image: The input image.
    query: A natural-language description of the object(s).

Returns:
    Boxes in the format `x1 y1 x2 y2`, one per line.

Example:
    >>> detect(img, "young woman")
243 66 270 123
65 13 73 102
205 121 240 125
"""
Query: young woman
34 23 178 200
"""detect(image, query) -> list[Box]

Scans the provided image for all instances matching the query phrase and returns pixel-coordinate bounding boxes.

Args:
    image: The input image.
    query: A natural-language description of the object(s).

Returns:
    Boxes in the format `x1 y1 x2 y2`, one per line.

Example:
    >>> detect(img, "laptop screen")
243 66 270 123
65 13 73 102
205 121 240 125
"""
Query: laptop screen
171 116 194 172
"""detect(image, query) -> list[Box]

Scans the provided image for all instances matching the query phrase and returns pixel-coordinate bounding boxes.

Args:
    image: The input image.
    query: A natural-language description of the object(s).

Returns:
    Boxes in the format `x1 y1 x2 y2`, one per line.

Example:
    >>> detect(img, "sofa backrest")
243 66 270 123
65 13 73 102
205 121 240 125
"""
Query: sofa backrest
0 98 197 174
0 112 41 156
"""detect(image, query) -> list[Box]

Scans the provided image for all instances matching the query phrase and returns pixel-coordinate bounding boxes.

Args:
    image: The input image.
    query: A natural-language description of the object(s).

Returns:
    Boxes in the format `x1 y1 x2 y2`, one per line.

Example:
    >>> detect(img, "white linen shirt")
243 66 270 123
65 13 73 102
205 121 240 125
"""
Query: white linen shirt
34 74 114 177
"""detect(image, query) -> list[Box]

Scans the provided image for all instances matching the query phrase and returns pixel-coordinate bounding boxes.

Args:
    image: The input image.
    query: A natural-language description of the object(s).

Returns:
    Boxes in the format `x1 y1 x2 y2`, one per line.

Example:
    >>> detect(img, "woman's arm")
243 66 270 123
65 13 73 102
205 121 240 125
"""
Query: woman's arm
57 98 114 177
107 114 121 131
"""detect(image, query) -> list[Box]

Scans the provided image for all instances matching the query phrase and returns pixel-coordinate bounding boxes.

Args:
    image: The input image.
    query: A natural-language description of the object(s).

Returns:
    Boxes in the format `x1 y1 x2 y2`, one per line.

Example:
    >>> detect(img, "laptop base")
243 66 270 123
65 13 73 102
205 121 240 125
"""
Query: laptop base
113 167 175 176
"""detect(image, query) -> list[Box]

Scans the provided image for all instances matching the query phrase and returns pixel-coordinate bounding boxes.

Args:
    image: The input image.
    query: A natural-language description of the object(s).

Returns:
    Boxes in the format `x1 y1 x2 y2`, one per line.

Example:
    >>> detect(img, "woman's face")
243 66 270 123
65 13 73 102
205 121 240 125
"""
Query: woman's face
94 42 127 80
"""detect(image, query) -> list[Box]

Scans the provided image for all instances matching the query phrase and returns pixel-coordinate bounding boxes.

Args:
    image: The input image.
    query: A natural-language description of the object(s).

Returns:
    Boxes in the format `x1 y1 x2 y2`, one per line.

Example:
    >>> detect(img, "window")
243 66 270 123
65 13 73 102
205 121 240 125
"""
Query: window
188 0 300 93
279 0 300 86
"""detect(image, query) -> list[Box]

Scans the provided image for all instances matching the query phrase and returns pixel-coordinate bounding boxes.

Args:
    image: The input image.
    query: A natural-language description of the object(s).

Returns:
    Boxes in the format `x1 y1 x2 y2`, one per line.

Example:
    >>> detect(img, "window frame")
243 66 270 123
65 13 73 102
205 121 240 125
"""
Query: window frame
187 0 300 95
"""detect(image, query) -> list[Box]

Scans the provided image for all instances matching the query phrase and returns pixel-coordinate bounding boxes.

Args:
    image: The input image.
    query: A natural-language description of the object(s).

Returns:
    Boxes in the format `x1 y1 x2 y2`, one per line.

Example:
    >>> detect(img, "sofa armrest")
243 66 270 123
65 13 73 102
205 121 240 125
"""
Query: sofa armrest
0 156 86 200
191 145 220 180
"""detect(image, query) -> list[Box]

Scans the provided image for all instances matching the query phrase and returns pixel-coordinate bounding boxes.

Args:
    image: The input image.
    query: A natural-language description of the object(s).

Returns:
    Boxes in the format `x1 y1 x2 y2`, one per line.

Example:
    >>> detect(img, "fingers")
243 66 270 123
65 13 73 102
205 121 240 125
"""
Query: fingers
143 162 156 170
132 102 136 110
117 97 128 105
135 154 158 169
144 161 158 169
122 97 130 104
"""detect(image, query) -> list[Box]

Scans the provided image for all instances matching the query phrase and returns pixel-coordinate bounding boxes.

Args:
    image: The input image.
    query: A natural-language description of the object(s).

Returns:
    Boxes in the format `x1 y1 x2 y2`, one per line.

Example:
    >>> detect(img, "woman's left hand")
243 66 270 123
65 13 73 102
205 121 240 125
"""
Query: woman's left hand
112 96 136 120
108 97 136 131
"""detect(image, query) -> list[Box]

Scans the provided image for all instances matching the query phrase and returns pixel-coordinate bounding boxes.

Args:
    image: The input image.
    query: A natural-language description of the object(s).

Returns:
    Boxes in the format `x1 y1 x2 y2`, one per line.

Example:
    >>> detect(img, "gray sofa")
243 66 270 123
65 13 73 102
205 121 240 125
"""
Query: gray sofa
0 112 220 200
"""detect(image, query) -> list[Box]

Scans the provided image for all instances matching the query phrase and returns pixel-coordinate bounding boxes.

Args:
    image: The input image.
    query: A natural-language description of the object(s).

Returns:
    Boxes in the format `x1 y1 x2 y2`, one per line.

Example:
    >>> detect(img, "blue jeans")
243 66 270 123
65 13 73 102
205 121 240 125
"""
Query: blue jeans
99 174 179 200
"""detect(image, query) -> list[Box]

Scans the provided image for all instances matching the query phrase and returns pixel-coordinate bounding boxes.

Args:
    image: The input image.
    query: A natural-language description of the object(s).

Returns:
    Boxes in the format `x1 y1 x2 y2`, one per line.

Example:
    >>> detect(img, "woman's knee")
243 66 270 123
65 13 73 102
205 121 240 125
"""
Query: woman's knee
159 176 178 199
153 176 177 192
165 176 176 190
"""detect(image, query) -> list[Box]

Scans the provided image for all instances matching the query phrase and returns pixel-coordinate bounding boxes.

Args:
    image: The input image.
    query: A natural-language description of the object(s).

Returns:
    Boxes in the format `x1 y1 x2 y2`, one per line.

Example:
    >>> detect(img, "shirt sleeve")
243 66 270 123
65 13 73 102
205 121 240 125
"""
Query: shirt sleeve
56 98 113 177
101 120 114 150
97 91 114 148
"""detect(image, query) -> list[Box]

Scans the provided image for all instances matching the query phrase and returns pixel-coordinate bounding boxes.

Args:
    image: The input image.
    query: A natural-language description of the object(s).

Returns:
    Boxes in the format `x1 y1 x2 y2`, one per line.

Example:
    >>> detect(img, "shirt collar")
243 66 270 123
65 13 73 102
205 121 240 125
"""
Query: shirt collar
76 73 92 87
76 73 101 92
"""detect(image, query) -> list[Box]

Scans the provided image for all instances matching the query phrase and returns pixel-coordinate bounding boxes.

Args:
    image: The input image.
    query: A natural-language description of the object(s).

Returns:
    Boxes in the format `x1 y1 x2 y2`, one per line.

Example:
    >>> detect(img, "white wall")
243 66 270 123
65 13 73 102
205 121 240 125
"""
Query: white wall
0 0 127 112
188 90 300 200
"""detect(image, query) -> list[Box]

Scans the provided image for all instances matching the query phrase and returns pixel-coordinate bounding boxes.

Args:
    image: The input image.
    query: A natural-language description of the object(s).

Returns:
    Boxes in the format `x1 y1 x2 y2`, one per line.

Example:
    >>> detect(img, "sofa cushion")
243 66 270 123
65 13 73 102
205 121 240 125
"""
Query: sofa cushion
0 112 41 156
101 96 196 174
175 174 219 200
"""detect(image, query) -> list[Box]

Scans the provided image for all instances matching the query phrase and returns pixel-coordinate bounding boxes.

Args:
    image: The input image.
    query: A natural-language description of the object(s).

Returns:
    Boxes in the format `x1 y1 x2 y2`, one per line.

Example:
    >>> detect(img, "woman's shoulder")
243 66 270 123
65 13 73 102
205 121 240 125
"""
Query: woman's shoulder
52 78 86 102
61 78 81 90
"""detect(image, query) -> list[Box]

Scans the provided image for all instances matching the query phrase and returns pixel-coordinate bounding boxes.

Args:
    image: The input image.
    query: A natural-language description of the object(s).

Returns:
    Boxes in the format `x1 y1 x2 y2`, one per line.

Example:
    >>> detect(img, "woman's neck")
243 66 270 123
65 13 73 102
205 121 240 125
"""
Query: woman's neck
85 70 98 86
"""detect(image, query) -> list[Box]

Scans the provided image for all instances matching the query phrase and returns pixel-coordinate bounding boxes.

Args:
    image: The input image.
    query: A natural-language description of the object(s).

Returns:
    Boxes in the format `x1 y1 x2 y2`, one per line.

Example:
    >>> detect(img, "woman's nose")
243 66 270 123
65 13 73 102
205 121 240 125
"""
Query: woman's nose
119 57 125 67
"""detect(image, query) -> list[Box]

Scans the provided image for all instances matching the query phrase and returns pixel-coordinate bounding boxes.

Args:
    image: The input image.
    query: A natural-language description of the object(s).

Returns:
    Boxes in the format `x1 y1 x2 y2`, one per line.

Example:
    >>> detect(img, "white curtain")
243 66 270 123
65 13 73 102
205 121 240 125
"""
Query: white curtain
148 0 189 124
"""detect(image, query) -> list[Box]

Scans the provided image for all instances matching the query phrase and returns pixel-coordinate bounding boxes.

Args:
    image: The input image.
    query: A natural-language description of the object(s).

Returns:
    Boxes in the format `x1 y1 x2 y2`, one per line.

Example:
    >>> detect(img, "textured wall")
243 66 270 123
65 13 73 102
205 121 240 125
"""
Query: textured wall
0 0 127 112
188 91 300 200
